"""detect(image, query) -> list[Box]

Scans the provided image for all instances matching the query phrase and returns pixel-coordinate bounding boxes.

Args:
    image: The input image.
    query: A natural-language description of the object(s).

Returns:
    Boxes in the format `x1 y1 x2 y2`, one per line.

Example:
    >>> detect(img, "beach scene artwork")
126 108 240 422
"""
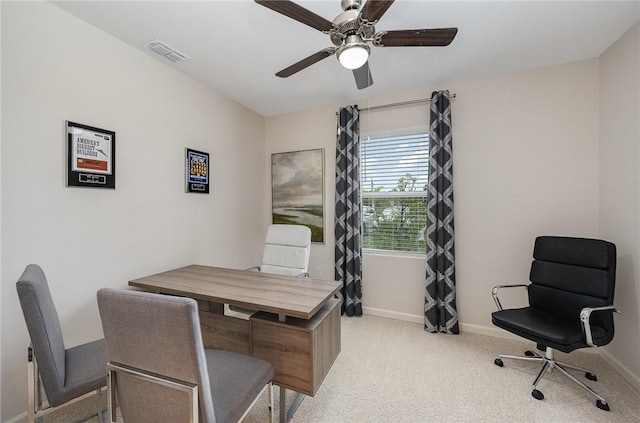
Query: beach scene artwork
272 148 324 243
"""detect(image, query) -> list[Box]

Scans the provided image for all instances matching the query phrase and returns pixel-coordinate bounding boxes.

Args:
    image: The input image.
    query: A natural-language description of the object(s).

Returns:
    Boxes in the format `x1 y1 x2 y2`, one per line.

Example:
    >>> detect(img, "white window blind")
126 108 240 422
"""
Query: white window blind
361 133 429 254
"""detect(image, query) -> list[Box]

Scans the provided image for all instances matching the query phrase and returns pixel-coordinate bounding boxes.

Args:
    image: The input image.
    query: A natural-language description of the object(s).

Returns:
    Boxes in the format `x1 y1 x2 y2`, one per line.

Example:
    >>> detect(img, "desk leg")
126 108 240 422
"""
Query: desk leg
279 387 305 423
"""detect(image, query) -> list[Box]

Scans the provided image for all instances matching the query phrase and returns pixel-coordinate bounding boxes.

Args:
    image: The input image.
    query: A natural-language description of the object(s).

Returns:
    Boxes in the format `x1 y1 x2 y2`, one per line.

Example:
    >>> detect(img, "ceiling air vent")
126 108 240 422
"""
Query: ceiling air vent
144 39 190 63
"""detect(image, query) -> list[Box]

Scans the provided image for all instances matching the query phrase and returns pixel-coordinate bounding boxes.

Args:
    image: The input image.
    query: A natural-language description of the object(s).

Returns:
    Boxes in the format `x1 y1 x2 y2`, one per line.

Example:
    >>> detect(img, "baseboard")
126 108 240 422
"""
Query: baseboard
5 411 27 423
458 322 524 341
361 308 535 340
360 309 602 354
362 307 423 324
599 348 640 394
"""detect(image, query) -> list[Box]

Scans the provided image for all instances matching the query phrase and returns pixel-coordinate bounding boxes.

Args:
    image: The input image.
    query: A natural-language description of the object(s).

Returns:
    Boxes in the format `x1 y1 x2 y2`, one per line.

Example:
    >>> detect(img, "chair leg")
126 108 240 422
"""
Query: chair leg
554 359 595 375
531 360 551 392
555 363 610 410
107 369 118 423
27 348 37 423
497 353 543 364
268 382 274 423
495 346 610 410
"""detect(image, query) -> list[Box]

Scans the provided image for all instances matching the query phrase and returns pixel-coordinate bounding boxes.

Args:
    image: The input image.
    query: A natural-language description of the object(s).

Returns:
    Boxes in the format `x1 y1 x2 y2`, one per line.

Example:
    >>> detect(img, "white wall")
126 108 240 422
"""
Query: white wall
265 59 601 331
0 1 3 415
1 2 266 420
598 22 640 391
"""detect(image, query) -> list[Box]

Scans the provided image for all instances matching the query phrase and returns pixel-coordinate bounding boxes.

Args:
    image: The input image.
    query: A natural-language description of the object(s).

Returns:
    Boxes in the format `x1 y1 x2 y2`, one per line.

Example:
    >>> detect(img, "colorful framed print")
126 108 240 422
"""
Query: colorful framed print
66 121 116 189
185 148 210 194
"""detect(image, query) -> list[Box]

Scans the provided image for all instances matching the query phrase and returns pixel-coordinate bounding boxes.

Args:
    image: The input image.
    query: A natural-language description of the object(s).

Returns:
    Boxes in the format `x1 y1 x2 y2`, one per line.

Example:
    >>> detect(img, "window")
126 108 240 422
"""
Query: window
361 133 429 254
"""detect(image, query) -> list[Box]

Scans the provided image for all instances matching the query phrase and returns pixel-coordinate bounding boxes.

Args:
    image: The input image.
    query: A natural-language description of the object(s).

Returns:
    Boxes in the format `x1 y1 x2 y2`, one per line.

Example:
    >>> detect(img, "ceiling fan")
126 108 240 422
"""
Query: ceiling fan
255 0 458 90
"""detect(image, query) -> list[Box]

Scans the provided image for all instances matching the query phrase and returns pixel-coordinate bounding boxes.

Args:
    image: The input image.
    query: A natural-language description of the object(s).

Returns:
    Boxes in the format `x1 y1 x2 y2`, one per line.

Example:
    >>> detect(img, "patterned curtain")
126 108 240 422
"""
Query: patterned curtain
335 105 363 317
425 90 459 334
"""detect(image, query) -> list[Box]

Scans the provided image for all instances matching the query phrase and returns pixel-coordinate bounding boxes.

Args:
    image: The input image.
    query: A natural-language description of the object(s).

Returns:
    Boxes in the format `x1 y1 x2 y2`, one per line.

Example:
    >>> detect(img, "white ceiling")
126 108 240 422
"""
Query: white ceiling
52 1 640 117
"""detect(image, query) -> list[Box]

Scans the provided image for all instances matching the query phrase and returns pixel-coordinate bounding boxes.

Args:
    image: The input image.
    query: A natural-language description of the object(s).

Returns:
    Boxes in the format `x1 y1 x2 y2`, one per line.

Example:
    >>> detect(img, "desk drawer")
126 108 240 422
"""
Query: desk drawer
251 298 341 396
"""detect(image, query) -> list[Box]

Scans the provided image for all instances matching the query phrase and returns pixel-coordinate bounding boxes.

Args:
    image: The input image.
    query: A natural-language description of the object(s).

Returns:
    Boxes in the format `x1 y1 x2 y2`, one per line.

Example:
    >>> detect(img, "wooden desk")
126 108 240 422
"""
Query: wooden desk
129 264 340 319
129 265 342 422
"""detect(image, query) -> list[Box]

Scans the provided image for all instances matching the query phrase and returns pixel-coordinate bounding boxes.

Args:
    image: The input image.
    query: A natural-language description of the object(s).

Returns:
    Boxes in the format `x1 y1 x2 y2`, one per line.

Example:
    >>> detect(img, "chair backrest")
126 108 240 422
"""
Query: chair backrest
261 224 311 276
16 264 67 406
528 236 616 334
97 289 215 423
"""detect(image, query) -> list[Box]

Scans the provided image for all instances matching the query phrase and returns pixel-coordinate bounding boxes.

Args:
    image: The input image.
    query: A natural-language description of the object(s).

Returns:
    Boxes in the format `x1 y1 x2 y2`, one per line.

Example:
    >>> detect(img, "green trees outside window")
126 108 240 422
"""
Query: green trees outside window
360 132 429 254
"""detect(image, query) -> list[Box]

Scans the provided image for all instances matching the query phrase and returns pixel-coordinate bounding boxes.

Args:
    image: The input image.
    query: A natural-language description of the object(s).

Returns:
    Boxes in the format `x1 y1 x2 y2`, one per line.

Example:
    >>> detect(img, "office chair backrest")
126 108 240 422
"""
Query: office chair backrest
97 289 215 423
529 236 616 337
16 264 67 406
261 224 311 276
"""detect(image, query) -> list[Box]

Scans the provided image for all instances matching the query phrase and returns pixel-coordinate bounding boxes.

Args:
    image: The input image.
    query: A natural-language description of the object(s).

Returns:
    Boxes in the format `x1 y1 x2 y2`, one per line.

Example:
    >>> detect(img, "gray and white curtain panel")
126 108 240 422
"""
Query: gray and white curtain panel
335 105 363 317
425 90 459 334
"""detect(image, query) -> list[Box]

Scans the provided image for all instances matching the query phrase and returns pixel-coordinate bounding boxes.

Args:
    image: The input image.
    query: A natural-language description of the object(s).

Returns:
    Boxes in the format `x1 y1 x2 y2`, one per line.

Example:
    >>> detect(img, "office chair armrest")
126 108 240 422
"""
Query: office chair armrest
245 266 261 272
579 305 621 347
492 284 529 311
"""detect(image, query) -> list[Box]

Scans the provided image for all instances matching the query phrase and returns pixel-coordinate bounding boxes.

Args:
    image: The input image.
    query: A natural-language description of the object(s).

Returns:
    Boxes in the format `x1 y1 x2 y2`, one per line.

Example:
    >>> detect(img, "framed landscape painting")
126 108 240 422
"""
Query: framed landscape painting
272 148 324 243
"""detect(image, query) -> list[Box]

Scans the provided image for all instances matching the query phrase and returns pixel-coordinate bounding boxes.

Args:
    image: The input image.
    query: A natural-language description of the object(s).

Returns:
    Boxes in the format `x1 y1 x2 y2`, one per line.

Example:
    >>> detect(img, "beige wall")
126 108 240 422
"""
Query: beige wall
0 2 266 420
266 59 601 334
598 22 640 390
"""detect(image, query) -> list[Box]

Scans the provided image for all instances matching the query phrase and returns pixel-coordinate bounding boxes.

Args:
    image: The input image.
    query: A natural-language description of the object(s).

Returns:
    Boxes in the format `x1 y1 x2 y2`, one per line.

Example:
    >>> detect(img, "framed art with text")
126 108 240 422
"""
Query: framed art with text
66 121 116 189
185 148 210 194
271 148 324 243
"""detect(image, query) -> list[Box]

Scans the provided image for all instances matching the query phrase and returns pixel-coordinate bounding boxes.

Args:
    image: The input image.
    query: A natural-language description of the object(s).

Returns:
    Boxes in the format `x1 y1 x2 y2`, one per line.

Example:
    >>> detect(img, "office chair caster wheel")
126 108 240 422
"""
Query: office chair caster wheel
525 350 535 357
585 372 598 381
596 400 610 411
531 389 544 400
494 358 504 367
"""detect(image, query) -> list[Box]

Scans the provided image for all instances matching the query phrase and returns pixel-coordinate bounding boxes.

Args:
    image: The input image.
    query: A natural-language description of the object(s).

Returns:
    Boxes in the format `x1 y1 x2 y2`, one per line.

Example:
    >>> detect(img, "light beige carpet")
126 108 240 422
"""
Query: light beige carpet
63 314 640 422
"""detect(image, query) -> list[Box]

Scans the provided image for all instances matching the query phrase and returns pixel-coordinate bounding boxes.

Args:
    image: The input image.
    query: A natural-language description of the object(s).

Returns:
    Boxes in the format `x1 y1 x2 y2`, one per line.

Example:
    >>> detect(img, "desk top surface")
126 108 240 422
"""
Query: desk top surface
129 265 342 319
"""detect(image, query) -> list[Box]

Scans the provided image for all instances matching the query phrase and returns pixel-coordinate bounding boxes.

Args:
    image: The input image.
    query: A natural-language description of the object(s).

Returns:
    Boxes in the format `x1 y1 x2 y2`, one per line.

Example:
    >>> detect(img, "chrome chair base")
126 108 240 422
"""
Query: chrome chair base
28 347 107 423
107 362 274 423
494 347 610 411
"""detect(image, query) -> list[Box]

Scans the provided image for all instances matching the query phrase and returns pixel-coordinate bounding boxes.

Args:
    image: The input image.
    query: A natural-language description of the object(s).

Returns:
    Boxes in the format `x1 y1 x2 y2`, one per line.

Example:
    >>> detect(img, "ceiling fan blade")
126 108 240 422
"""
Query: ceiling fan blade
360 0 395 23
276 48 336 78
353 62 373 90
375 28 458 47
255 0 333 32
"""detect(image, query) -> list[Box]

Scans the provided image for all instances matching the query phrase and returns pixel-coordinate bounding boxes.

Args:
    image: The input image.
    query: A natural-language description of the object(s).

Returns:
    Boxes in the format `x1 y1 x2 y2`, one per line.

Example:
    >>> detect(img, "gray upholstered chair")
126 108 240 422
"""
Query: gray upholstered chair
97 288 274 423
16 264 107 423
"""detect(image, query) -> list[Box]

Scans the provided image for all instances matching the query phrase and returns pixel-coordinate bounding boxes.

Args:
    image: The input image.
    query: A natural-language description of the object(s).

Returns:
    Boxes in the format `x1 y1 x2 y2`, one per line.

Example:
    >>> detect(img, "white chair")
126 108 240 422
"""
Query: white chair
230 225 312 316
252 224 312 277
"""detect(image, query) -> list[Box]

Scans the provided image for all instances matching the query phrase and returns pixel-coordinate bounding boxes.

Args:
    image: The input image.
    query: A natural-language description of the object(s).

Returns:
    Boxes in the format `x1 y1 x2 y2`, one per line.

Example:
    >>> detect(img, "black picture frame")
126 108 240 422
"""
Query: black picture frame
66 121 116 189
185 148 210 194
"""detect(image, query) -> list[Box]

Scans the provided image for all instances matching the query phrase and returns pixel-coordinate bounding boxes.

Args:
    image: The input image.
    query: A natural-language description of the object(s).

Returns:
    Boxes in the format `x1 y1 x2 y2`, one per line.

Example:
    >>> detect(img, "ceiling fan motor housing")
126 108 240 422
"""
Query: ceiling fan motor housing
341 0 361 12
331 9 361 45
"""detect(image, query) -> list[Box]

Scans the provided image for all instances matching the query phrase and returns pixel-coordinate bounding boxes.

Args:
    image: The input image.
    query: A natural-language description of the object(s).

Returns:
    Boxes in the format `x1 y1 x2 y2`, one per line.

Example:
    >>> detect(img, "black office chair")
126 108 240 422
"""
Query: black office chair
491 236 620 411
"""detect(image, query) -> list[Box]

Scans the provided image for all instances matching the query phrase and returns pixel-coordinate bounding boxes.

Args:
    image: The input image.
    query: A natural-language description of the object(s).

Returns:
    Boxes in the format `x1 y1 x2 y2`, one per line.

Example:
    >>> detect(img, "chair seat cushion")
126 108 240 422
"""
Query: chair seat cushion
59 338 107 406
205 349 274 423
491 307 606 353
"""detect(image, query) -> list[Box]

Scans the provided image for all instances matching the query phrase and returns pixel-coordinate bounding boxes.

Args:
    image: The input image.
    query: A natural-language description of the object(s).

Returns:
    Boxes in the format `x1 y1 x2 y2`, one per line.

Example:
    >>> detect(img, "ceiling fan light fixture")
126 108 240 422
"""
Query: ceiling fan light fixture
337 35 370 69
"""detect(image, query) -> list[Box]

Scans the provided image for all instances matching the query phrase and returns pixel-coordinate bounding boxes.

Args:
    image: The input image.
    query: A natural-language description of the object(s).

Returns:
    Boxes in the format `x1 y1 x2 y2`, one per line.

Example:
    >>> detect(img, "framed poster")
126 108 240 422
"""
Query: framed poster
66 121 115 188
271 148 324 243
185 148 210 194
